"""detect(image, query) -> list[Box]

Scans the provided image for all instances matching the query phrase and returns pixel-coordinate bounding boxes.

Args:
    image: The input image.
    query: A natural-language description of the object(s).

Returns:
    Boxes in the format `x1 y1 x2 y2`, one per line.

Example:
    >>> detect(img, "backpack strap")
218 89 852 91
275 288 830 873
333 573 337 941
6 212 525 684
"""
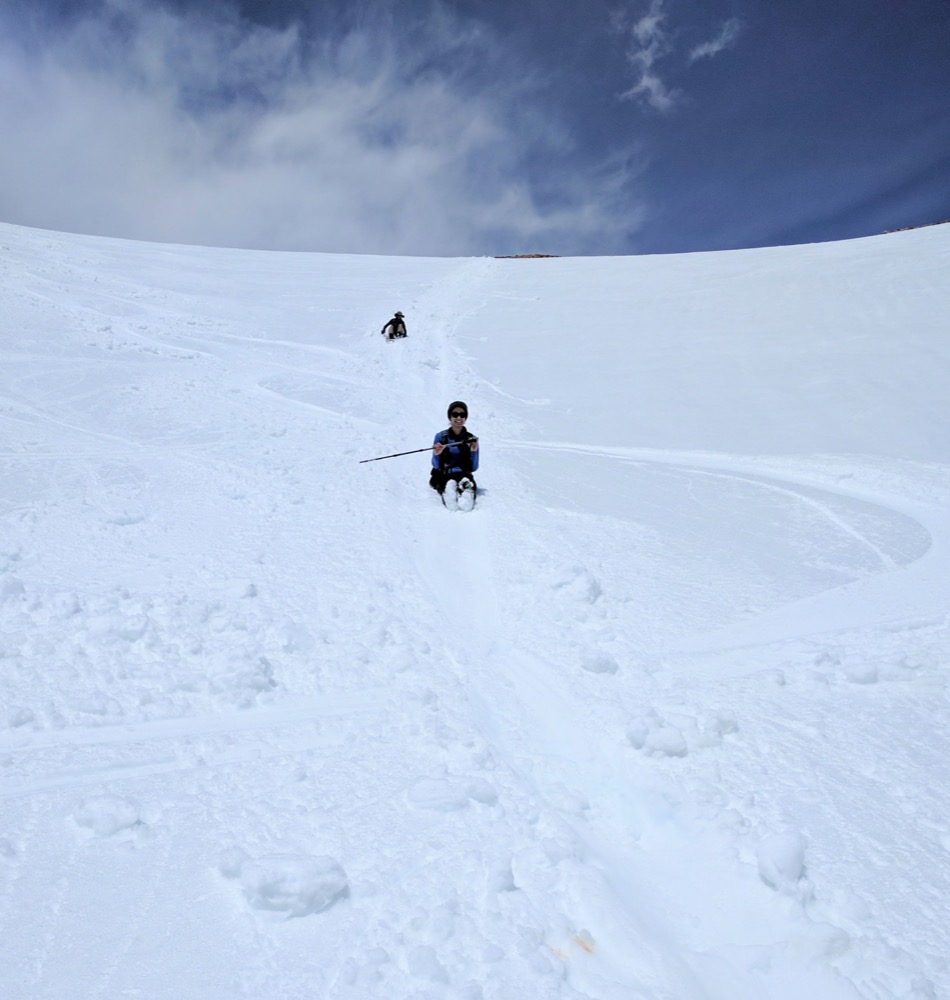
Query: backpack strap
437 429 473 473
439 428 473 445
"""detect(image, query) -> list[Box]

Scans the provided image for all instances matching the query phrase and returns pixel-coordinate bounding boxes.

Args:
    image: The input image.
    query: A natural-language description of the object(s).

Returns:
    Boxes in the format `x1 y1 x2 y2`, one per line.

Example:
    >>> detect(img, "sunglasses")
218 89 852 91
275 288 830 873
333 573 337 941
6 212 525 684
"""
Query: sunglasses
450 411 467 419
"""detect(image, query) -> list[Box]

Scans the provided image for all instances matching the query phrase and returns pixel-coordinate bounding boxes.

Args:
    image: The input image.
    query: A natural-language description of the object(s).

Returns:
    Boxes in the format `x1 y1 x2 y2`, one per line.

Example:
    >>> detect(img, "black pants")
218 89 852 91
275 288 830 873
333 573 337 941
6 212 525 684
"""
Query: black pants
429 469 476 496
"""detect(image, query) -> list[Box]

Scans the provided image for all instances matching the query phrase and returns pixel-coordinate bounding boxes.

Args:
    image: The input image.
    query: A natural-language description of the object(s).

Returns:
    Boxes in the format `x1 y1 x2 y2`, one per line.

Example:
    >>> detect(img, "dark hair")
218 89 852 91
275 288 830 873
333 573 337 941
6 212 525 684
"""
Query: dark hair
447 400 468 418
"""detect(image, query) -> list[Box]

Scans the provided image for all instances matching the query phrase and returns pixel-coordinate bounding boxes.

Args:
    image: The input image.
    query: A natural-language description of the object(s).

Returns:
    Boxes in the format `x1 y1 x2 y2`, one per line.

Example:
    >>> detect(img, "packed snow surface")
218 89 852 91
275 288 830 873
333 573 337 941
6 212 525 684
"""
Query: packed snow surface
2 221 950 999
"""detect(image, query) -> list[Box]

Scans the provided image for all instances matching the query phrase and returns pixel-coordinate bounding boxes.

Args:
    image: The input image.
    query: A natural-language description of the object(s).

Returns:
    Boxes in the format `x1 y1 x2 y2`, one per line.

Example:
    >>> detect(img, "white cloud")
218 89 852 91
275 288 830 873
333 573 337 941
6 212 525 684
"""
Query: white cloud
632 0 667 47
689 18 742 63
0 2 640 255
618 0 681 113
622 69 679 114
617 2 743 113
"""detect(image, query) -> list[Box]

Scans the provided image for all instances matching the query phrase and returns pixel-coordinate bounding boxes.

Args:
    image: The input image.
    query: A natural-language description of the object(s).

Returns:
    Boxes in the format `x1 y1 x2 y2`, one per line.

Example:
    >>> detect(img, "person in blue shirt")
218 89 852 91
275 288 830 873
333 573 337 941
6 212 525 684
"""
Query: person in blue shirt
429 400 478 504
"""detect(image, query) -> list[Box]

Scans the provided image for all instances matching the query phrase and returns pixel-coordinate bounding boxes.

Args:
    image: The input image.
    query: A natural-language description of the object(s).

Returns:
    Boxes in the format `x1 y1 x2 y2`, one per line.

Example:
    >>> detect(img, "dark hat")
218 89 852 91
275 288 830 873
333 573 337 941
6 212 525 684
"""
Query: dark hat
447 400 468 418
395 311 404 318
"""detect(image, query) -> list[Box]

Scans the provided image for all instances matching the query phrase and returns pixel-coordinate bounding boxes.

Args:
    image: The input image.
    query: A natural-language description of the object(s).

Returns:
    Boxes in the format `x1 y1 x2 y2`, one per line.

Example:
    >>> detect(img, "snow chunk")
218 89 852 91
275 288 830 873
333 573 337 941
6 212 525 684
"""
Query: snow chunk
218 846 249 878
550 565 602 604
407 774 499 810
341 947 391 988
581 652 619 675
487 861 516 893
231 853 349 917
408 778 470 811
645 726 688 757
710 709 738 736
106 512 146 526
407 945 449 983
0 547 22 572
691 709 740 749
756 830 806 890
466 776 499 805
210 652 278 706
844 662 879 684
626 712 688 757
0 576 25 603
74 794 143 838
75 690 124 718
6 706 35 729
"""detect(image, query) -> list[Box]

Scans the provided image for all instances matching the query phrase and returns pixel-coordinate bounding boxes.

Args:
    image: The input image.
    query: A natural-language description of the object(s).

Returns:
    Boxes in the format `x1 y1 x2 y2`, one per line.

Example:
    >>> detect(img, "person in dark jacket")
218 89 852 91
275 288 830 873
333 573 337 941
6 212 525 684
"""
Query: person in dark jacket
430 400 478 504
381 311 407 340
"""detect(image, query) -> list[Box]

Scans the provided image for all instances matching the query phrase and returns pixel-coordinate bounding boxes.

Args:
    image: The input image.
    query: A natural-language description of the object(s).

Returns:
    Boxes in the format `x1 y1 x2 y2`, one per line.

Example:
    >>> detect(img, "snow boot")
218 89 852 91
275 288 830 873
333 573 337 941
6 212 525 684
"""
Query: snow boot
457 477 476 512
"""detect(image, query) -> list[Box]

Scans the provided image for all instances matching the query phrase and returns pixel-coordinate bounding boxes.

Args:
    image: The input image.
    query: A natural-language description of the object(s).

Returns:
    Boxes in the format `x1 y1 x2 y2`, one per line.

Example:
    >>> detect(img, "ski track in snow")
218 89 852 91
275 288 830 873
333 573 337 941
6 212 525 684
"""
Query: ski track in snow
504 438 945 637
1 223 949 999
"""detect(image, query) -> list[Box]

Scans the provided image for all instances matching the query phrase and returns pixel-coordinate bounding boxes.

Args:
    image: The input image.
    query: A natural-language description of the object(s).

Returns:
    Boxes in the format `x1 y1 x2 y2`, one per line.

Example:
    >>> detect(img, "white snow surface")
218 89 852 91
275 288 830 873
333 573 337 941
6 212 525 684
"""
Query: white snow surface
2 221 949 999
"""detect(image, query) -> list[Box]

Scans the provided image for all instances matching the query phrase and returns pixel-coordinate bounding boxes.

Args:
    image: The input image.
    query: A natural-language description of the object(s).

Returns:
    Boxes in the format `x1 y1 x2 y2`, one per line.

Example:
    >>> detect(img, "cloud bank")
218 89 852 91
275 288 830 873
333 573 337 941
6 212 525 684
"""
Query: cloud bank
0 0 639 255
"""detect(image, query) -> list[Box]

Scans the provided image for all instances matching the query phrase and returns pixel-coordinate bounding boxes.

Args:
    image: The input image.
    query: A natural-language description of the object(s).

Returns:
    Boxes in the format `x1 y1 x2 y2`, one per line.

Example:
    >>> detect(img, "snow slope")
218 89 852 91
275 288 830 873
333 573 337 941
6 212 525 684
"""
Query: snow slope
1 220 949 999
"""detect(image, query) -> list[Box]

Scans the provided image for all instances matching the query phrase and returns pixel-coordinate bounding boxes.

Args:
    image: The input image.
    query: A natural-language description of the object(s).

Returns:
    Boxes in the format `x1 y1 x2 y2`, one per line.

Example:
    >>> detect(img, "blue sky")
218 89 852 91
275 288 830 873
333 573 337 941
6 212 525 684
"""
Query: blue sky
1 0 947 256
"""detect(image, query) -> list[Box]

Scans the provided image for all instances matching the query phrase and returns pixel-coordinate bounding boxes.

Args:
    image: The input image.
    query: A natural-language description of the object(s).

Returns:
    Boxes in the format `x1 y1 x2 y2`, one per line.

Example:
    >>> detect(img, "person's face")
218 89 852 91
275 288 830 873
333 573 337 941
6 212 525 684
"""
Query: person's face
449 409 467 428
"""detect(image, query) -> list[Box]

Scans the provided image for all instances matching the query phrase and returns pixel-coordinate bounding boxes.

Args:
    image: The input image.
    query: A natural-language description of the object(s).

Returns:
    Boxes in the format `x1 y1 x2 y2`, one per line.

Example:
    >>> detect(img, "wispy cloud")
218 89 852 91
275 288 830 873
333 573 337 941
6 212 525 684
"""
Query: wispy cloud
618 0 680 113
616 2 743 113
0 1 641 255
689 18 742 63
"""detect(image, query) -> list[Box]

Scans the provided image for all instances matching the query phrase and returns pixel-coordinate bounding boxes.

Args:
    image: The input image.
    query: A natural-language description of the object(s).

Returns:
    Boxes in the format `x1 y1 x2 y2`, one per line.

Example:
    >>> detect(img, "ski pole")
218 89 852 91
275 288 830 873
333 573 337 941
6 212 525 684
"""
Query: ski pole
358 438 478 464
359 445 434 464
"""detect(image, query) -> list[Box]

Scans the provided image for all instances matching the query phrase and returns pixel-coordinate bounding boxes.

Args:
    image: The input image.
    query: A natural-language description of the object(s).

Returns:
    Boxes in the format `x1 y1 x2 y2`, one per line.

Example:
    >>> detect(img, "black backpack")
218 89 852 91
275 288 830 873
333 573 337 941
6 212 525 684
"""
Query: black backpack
436 429 474 474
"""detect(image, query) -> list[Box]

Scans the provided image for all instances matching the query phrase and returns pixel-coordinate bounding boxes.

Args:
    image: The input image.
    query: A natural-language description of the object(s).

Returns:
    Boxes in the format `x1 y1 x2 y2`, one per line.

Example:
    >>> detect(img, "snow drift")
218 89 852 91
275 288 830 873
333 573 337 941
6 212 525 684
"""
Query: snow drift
1 220 949 999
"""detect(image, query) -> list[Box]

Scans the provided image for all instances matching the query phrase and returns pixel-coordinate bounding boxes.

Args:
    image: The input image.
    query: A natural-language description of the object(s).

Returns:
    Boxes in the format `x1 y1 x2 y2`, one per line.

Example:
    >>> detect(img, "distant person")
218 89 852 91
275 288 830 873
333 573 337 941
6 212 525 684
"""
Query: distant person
381 311 407 340
430 401 478 509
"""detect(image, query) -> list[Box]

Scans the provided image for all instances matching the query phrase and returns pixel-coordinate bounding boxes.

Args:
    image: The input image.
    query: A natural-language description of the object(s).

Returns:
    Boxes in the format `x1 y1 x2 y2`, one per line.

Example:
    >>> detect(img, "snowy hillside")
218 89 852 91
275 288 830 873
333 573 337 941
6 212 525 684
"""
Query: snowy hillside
1 220 949 1000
